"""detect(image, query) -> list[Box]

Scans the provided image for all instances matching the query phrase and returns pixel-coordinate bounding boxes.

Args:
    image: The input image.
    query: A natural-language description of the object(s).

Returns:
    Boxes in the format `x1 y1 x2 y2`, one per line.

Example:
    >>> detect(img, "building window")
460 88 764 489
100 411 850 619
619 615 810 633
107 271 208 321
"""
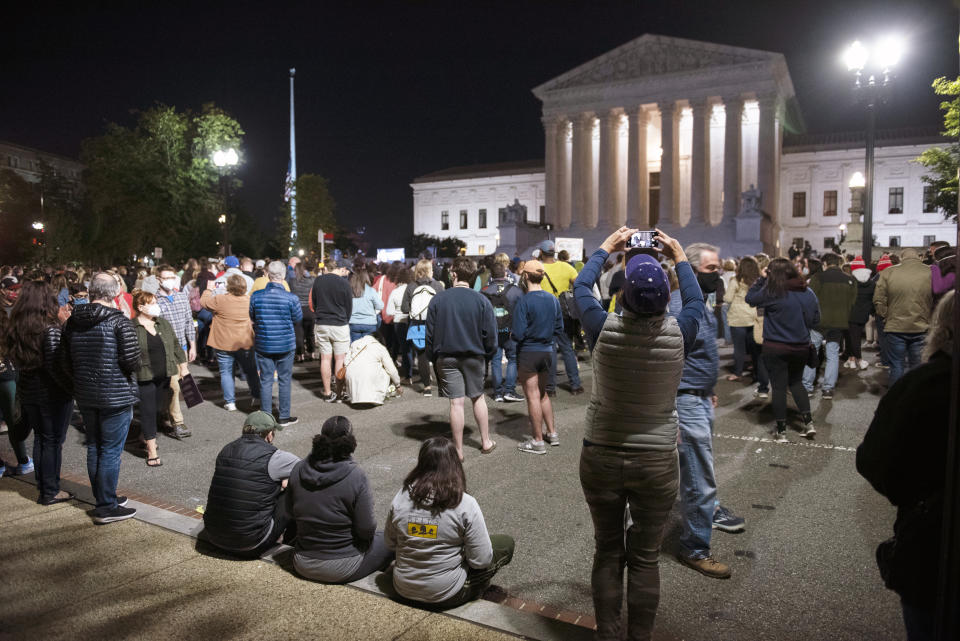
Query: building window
888 187 903 214
478 209 487 229
924 235 937 247
478 245 486 255
822 190 837 217
823 237 834 250
459 209 468 229
538 205 545 224
923 186 937 213
792 192 806 218
440 210 449 231
889 236 901 248
792 237 804 249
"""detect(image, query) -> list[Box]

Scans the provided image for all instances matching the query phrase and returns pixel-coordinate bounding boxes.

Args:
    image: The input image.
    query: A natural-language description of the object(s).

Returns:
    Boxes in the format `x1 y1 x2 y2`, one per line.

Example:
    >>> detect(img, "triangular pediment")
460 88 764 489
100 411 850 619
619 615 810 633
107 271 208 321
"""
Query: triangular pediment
534 34 780 95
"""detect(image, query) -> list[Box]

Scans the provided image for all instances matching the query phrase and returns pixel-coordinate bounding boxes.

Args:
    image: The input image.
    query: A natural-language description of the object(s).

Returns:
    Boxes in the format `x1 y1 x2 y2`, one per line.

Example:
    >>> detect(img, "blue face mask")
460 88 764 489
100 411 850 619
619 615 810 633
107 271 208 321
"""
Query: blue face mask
74 297 89 305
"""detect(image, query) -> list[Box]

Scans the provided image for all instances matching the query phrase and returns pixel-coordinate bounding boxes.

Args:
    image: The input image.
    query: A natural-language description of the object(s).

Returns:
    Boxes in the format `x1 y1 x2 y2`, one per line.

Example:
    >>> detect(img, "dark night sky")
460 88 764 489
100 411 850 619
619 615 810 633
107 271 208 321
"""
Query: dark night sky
4 0 957 251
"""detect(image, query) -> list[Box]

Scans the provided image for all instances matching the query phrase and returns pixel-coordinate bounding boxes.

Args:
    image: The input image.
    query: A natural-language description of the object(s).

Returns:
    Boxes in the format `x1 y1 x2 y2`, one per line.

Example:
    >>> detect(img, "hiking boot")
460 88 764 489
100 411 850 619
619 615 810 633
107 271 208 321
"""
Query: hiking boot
93 505 137 525
516 439 547 455
712 505 746 533
544 432 560 447
503 392 525 403
677 553 732 579
169 424 191 440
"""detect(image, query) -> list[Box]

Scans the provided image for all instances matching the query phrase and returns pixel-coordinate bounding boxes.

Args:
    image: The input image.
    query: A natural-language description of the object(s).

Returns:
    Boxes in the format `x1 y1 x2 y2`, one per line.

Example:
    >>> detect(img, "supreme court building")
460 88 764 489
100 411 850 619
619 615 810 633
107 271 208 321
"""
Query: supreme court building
412 34 954 258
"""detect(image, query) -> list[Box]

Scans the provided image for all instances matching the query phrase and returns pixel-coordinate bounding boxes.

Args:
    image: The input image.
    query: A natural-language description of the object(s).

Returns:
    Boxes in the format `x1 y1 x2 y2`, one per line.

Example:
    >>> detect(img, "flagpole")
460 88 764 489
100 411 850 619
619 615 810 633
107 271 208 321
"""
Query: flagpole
289 68 297 255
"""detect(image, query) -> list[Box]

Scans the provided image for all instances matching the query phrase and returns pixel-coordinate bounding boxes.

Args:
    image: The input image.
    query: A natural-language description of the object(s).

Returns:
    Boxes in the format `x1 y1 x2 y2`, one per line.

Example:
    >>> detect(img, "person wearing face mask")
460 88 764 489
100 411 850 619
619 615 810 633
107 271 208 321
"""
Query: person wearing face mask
667 242 745 580
152 266 196 440
132 290 187 467
0 278 20 317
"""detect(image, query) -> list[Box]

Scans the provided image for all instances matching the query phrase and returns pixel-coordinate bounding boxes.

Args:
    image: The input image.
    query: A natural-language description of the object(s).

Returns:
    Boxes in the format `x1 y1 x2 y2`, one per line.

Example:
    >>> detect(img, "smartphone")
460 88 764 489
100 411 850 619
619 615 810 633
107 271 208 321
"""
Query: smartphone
626 230 660 249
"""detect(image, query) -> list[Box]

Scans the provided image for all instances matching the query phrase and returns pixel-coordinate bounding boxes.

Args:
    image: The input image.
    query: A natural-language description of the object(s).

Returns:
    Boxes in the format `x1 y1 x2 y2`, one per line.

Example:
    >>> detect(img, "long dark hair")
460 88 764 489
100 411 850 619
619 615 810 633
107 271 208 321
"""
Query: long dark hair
5 280 60 371
403 437 466 513
736 256 760 288
763 258 801 298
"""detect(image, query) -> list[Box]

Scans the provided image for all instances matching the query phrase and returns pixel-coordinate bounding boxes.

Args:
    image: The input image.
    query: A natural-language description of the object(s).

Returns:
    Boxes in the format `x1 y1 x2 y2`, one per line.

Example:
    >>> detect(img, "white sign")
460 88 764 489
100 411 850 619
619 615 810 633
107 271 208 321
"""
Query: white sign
554 237 584 261
377 247 405 263
154 247 163 259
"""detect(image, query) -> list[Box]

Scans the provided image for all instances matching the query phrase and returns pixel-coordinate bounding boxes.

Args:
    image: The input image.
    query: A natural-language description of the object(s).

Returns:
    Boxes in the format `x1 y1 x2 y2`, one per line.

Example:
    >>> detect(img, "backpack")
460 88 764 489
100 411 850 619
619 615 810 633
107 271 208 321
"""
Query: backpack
409 283 437 322
542 270 579 320
484 282 516 346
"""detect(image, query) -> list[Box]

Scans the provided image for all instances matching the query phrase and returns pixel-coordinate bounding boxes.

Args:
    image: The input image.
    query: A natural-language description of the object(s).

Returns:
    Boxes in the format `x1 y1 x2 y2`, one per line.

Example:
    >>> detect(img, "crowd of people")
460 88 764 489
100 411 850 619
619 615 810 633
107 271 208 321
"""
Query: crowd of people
0 229 955 639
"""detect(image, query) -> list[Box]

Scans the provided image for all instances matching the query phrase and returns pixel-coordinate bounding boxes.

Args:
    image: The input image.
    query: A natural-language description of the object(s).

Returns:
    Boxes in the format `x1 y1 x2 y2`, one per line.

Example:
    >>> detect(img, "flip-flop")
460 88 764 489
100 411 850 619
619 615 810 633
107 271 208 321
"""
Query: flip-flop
146 457 163 467
481 441 497 455
726 375 741 381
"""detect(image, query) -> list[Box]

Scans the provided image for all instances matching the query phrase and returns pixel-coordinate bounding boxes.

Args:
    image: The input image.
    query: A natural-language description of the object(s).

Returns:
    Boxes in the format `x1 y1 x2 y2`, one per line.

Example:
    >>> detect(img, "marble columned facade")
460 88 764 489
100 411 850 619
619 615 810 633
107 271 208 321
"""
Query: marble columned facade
533 34 797 256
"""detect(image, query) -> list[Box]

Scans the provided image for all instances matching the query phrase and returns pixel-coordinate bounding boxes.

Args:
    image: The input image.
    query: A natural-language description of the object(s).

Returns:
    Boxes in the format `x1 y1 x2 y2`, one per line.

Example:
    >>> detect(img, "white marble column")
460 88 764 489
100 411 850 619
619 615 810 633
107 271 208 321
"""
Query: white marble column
555 119 571 229
626 107 648 227
571 112 595 228
598 109 622 228
658 100 680 226
757 94 779 247
543 117 559 228
722 95 743 222
690 98 711 225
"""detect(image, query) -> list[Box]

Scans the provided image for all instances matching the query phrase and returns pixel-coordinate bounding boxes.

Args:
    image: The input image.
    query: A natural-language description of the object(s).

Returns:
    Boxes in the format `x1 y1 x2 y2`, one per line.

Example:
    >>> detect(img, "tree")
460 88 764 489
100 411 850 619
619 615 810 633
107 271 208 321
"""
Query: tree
292 173 337 253
916 76 959 222
81 102 245 262
0 169 39 264
438 236 467 258
407 233 441 258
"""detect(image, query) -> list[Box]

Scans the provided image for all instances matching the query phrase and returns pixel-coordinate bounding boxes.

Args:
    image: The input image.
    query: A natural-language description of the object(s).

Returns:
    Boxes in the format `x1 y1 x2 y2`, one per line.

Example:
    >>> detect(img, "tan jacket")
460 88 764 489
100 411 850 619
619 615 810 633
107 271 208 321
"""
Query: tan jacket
585 311 684 451
201 290 255 351
872 258 932 333
723 278 758 328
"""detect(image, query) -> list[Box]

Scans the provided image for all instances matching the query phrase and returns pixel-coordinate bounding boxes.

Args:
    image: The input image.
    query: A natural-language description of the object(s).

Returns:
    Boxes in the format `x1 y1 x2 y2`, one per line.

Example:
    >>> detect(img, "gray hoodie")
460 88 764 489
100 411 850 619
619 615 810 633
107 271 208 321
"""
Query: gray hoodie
384 488 493 603
286 457 376 560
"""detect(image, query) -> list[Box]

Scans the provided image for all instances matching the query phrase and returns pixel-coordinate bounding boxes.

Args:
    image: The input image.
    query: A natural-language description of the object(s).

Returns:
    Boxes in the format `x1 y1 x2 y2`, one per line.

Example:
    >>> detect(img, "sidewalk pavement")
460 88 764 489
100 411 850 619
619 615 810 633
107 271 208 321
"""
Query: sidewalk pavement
0 475 591 641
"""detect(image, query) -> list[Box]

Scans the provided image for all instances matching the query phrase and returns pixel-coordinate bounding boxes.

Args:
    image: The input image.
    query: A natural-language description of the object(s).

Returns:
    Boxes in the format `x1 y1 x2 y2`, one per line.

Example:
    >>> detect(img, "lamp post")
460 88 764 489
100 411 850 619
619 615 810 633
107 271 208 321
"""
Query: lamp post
32 221 46 264
213 148 239 256
843 37 903 261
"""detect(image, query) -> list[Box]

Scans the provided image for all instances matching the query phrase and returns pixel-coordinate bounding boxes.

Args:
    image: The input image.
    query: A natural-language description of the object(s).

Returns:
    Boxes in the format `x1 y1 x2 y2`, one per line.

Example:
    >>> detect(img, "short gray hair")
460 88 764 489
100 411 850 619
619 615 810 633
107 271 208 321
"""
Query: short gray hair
267 260 286 281
89 272 121 302
684 242 720 269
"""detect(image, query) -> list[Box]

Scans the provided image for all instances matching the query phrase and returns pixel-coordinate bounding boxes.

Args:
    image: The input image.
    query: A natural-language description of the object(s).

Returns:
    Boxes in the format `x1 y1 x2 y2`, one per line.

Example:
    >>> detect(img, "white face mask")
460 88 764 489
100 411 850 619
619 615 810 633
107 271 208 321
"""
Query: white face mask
801 267 809 276
161 278 179 292
140 303 161 318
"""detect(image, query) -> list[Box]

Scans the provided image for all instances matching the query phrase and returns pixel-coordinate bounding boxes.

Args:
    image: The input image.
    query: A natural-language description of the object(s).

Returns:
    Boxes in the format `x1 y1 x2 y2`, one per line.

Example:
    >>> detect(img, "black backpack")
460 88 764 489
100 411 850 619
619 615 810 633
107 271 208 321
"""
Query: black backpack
484 282 515 346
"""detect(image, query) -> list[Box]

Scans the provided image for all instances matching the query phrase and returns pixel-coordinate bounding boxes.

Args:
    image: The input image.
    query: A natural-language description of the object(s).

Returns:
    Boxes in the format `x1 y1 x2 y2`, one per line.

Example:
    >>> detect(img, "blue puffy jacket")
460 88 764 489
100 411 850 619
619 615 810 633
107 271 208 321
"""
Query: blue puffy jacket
249 282 302 355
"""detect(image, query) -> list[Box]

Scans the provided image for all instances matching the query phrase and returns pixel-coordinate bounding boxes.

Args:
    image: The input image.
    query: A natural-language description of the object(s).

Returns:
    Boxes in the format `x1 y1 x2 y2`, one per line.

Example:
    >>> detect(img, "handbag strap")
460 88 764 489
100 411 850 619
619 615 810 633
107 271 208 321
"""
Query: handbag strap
542 269 561 295
344 341 371 369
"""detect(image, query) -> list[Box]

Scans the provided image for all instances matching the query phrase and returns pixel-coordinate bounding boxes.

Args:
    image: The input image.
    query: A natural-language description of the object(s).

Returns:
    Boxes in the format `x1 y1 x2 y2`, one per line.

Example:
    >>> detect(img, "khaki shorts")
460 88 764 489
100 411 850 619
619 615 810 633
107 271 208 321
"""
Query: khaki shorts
314 324 350 355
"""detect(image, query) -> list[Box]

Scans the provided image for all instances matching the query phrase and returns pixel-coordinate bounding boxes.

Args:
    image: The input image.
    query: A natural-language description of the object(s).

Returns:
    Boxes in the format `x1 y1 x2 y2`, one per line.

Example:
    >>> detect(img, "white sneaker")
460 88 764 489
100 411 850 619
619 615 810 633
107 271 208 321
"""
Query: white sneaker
224 402 237 412
859 360 870 370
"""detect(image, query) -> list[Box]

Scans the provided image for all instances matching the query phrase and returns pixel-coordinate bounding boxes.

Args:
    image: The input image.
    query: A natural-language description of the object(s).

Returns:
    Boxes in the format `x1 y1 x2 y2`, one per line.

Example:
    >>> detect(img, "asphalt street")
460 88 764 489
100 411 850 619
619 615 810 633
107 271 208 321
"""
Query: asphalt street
5 344 906 641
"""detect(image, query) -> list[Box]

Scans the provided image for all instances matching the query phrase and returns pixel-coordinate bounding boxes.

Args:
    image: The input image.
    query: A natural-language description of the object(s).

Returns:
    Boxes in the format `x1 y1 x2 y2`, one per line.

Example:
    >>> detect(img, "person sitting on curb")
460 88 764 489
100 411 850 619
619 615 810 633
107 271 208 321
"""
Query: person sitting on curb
287 416 395 583
385 437 514 609
201 411 300 558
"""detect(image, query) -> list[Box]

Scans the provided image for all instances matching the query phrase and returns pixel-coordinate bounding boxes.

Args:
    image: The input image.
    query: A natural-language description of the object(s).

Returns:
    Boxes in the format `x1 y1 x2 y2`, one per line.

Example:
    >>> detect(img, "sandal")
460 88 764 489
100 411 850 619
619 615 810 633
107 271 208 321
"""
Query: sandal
726 374 741 381
481 441 497 455
146 457 163 467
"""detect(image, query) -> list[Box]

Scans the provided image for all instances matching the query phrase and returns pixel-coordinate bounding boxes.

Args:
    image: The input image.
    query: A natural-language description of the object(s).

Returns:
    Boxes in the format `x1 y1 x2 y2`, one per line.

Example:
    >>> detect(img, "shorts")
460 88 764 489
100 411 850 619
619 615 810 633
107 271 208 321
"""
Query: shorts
435 355 485 399
314 324 350 355
517 350 551 375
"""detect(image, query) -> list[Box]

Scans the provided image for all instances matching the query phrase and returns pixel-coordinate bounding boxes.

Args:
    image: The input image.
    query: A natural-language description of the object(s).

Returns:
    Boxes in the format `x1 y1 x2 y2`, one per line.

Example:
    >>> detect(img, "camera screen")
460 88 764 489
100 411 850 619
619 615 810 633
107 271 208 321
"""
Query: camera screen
628 231 658 249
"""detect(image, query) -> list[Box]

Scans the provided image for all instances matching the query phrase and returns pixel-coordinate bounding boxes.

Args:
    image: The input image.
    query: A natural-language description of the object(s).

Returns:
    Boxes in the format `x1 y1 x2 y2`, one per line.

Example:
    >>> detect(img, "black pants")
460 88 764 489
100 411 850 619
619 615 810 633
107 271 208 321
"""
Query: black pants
412 345 432 388
761 349 811 423
22 398 74 501
295 306 316 357
138 377 170 441
848 322 865 360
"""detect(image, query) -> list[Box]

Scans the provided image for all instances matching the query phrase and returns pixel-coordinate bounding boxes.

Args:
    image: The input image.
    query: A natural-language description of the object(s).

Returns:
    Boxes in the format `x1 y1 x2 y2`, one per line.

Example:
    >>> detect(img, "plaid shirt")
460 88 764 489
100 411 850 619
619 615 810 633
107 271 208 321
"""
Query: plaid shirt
157 291 196 347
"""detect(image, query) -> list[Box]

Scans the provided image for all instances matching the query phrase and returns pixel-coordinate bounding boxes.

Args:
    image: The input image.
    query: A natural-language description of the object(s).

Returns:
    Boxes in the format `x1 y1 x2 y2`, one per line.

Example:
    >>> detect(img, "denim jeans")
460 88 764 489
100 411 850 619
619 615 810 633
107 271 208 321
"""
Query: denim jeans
548 333 581 391
875 316 891 366
886 332 925 386
729 326 751 376
196 308 214 359
803 329 840 392
256 351 294 418
721 304 732 344
490 339 518 397
0 379 29 465
80 404 134 513
349 323 378 343
675 393 717 558
580 444 679 641
23 397 74 501
215 348 262 404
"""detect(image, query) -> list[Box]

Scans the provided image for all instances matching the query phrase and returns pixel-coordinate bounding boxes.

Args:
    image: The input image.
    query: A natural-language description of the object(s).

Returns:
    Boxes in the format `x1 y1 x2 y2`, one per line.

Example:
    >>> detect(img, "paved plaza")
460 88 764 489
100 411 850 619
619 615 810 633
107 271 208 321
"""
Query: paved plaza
1 345 906 641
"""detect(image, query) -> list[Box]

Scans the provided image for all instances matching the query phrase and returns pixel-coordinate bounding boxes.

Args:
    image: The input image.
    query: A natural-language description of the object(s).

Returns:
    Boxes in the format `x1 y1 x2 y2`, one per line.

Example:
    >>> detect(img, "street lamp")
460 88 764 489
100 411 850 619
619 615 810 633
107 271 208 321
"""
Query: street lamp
212 148 239 256
842 36 904 260
32 221 46 263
